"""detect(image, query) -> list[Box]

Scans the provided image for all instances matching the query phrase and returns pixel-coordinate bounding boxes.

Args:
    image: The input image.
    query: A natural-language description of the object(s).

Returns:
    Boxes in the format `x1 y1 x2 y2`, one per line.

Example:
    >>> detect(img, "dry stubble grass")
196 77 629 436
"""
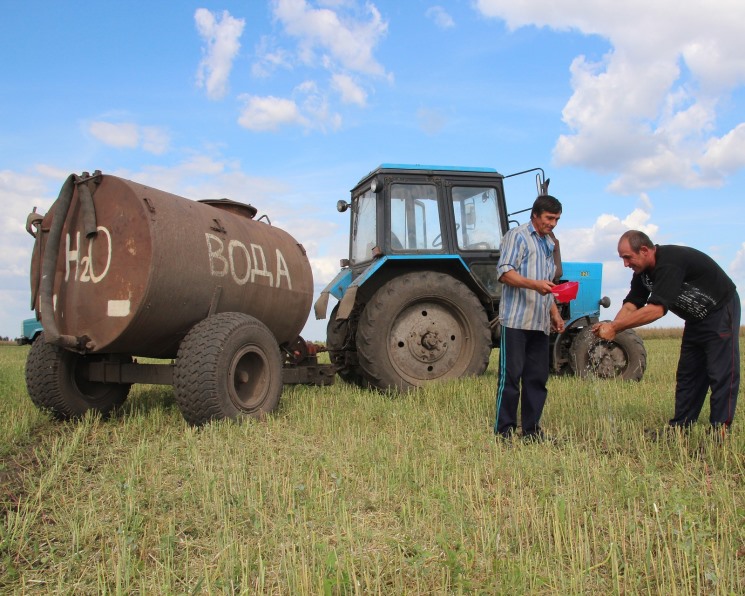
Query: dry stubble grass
0 338 744 594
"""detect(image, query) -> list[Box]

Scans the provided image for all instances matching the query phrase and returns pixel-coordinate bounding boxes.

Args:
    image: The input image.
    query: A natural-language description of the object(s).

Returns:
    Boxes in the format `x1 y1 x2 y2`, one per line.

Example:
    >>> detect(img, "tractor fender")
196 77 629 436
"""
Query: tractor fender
314 268 353 320
326 255 486 321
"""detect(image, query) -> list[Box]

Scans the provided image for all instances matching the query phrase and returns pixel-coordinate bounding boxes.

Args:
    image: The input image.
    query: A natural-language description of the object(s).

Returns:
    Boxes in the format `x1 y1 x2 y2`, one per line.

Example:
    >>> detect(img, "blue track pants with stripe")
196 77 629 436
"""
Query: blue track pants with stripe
494 326 550 436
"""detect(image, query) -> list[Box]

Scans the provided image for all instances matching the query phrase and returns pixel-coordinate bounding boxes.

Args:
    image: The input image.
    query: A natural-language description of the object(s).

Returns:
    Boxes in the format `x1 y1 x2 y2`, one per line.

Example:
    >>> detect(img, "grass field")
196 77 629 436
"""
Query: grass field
1 337 744 594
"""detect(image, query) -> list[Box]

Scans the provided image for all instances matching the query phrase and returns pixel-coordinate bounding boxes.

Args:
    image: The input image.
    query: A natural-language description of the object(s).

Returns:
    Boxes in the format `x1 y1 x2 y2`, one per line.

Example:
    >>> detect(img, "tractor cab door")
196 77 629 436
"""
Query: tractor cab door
448 183 506 297
350 176 448 261
450 186 503 251
388 182 444 253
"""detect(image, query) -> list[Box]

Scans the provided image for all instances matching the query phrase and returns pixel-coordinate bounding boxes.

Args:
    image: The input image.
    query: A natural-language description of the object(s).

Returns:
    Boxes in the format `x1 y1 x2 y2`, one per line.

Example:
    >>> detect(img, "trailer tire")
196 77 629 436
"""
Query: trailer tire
173 312 283 425
25 333 131 419
356 271 491 391
570 326 647 381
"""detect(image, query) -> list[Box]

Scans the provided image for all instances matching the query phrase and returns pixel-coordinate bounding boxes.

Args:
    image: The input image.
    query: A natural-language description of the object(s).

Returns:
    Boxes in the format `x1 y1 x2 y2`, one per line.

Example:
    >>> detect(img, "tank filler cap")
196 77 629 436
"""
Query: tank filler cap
199 198 258 219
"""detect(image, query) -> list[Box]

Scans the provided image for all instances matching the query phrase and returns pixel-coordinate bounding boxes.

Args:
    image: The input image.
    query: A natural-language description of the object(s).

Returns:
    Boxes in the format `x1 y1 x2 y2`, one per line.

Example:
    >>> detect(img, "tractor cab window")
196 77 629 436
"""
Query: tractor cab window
350 189 377 264
389 183 441 251
451 186 502 251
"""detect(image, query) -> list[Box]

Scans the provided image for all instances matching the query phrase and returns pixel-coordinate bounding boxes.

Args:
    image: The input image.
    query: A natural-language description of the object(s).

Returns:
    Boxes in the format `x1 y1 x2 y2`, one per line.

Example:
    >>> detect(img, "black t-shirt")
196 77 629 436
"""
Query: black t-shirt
623 245 736 321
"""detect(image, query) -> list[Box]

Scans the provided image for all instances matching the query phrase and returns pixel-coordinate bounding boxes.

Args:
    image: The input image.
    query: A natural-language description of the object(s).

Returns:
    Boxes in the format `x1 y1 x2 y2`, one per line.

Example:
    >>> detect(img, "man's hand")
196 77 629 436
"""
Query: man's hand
534 279 556 295
550 310 565 333
499 270 555 295
592 322 616 341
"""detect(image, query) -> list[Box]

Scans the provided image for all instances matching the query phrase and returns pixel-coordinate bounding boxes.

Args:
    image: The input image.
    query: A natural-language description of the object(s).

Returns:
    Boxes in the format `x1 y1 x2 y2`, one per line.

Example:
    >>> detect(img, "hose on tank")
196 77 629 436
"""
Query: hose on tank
38 173 99 351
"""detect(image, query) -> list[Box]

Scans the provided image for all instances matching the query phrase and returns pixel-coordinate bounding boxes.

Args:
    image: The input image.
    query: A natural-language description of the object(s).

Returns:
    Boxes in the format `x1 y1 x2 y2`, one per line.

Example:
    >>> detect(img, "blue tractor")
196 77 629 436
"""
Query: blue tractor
314 164 647 391
17 317 43 346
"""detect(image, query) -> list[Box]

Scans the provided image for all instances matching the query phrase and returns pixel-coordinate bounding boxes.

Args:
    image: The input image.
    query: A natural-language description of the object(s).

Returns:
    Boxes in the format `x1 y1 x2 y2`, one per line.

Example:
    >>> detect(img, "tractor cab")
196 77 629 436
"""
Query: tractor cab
337 164 510 298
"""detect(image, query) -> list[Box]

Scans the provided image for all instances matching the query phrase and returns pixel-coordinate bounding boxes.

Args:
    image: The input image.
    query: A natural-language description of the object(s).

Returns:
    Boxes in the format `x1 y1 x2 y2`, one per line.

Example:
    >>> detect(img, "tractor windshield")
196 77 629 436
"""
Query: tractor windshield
451 186 502 250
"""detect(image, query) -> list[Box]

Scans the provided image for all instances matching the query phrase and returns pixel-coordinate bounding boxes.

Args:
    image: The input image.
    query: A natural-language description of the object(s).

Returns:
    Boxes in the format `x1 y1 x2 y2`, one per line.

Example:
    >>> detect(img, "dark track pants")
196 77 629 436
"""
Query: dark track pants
671 292 741 427
494 327 549 435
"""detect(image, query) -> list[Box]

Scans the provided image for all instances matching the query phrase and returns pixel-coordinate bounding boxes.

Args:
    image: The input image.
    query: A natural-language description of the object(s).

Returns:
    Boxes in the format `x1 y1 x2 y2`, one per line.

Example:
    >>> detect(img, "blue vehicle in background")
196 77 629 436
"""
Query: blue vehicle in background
314 164 647 391
17 317 43 345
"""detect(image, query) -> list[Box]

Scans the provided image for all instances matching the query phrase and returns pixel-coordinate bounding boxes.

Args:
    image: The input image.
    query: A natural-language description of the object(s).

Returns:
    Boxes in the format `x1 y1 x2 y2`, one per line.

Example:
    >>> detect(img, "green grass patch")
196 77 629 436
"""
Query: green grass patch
1 340 744 593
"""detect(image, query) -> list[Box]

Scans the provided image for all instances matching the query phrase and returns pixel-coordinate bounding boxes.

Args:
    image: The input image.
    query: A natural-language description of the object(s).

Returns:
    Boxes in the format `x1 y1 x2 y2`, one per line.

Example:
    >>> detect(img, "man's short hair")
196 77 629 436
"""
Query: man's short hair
531 194 562 217
620 230 655 252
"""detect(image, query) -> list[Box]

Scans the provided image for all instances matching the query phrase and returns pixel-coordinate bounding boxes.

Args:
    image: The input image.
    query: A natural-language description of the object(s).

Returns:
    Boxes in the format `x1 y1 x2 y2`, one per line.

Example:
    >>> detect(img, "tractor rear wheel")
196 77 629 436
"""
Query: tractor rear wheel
173 312 283 425
356 271 491 391
570 326 647 381
25 333 131 419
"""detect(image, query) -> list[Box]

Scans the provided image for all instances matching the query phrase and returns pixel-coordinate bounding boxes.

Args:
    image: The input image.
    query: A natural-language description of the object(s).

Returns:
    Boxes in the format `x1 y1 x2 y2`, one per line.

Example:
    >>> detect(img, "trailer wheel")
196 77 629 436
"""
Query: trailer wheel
570 326 647 381
173 312 283 425
326 304 368 388
24 333 131 419
356 271 491 391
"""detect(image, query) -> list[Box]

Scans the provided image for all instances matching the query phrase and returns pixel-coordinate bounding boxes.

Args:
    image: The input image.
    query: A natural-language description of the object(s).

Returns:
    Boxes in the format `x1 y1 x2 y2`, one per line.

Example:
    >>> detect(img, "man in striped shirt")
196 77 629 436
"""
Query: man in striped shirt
494 195 565 441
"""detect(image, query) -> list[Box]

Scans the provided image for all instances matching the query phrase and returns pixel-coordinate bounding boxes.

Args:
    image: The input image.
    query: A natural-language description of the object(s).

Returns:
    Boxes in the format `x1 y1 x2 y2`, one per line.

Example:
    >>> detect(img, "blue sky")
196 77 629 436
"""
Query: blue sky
2 0 744 341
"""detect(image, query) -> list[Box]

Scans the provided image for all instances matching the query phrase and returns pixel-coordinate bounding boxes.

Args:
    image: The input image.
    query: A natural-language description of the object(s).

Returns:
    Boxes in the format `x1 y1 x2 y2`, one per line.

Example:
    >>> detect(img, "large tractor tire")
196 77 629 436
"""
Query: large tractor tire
25 333 131 419
173 312 283 425
326 303 368 388
356 271 491 391
570 326 647 381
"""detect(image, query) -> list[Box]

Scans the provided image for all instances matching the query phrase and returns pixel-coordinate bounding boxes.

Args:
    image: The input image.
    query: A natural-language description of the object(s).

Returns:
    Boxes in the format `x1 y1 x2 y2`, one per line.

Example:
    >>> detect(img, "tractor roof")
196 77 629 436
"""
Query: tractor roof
354 163 504 189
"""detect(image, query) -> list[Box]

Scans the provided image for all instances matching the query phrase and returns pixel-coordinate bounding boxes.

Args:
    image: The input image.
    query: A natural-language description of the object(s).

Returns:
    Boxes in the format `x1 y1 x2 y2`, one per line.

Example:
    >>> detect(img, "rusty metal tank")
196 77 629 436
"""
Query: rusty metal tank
29 171 314 358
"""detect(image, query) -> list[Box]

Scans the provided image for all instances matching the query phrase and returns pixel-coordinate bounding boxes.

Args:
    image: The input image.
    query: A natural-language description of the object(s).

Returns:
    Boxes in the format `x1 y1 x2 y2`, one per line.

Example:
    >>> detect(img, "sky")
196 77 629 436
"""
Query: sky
2 0 745 342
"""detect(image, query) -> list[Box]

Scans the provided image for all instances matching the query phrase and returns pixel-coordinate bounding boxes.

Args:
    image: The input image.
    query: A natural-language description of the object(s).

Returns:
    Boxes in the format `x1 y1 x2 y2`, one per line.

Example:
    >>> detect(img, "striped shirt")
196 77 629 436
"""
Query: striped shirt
497 221 556 334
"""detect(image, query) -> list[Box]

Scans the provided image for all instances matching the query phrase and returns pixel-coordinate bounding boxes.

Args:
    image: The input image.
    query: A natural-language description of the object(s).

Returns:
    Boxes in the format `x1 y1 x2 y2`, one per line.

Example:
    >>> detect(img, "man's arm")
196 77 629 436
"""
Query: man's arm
550 302 565 333
592 302 665 340
499 269 555 296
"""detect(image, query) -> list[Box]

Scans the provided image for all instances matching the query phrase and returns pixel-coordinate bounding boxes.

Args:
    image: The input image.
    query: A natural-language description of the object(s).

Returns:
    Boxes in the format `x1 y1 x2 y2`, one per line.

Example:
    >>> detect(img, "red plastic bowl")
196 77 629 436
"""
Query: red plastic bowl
552 281 579 302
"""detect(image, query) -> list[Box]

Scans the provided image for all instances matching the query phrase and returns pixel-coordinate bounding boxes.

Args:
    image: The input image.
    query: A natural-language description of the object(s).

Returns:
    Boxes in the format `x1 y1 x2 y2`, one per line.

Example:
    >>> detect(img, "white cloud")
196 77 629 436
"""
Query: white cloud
246 1 391 133
272 0 389 78
426 6 455 29
310 255 344 283
475 0 745 193
140 127 170 155
557 198 661 322
88 121 170 154
331 73 367 106
296 81 343 131
88 121 139 149
0 167 60 337
699 123 745 178
559 207 657 264
0 169 55 233
237 95 309 131
237 82 342 132
195 8 245 100
251 35 293 78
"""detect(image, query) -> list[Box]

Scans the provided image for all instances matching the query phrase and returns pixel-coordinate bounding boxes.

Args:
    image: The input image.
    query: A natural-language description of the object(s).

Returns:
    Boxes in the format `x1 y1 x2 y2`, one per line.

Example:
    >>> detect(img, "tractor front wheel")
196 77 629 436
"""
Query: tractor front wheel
570 326 647 381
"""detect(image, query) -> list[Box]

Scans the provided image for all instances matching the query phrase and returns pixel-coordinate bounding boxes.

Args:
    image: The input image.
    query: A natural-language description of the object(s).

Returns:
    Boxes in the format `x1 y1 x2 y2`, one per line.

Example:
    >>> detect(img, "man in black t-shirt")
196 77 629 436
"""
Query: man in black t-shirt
593 230 740 434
